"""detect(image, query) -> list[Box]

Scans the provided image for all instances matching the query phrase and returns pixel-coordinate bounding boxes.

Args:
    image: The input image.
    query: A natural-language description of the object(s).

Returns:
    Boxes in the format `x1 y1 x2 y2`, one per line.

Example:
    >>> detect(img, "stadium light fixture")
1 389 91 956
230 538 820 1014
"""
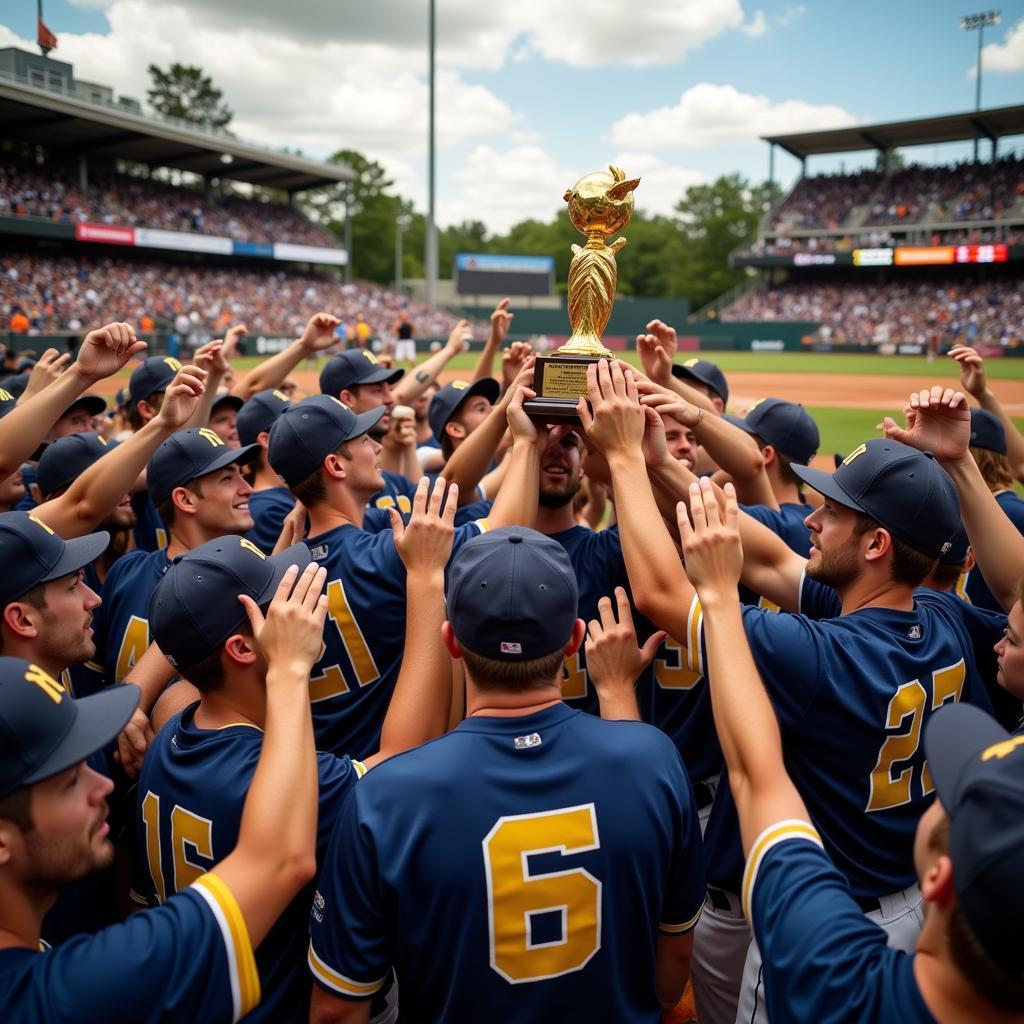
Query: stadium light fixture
960 9 1001 162
220 153 234 165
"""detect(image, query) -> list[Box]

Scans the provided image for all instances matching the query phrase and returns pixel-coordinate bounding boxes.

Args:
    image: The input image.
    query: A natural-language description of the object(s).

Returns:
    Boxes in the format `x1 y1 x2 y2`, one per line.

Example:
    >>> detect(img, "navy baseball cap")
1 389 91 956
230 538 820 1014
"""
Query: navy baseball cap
428 378 500 443
0 384 17 420
237 388 291 447
937 523 970 567
150 535 311 673
0 657 138 799
128 355 183 404
672 358 729 405
447 527 579 661
319 350 404 397
0 511 109 607
62 394 107 420
969 408 1007 455
268 395 385 487
211 392 244 415
925 704 1024 976
791 439 960 559
732 398 820 464
147 428 259 507
37 433 118 498
1 372 30 399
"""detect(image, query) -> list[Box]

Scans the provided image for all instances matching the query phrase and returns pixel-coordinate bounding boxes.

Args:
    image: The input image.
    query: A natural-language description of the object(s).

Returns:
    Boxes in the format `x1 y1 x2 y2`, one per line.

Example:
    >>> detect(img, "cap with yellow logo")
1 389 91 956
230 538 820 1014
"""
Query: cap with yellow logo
427 378 500 443
147 428 260 506
319 349 404 398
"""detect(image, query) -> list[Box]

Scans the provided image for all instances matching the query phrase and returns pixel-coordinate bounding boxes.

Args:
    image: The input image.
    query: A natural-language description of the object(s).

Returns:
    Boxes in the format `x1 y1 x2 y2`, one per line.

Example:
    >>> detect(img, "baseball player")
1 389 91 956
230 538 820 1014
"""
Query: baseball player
93 428 259 687
135 481 458 1023
266 389 543 759
237 388 296 554
208 392 244 448
0 558 328 1022
582 360 1004 1023
308 527 705 1024
662 477 1024 1023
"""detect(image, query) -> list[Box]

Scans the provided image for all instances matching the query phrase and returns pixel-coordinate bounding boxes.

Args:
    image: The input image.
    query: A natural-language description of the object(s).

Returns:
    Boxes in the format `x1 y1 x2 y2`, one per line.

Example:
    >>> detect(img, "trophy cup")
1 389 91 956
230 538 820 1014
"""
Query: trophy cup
524 164 640 422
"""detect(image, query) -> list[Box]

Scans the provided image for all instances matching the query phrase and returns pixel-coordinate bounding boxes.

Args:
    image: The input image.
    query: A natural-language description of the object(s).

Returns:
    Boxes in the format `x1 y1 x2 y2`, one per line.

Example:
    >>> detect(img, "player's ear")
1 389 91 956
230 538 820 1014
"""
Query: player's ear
446 421 466 443
712 397 725 415
0 818 22 867
963 547 976 573
256 431 271 451
224 632 258 666
920 852 956 908
339 388 357 408
171 485 199 518
30 484 43 505
441 622 462 660
563 619 587 657
2 600 40 642
760 444 777 468
863 525 892 563
323 454 346 481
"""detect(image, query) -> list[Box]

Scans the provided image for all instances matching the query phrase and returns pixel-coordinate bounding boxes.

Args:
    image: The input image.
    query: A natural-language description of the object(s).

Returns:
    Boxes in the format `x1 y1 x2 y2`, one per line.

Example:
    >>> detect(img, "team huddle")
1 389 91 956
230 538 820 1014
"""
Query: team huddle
0 306 1022 1024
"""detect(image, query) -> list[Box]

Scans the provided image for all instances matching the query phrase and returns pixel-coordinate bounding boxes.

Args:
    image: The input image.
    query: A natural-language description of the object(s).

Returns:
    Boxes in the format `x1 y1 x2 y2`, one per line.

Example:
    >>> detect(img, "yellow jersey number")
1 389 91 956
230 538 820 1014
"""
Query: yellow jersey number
140 791 214 903
114 615 150 685
483 804 601 984
309 579 380 702
866 660 965 812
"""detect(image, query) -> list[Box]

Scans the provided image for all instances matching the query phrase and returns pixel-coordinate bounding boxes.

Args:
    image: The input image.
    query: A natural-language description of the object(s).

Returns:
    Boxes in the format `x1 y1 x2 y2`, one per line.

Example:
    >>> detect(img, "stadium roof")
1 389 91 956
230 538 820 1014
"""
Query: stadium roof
762 104 1024 160
0 72 352 192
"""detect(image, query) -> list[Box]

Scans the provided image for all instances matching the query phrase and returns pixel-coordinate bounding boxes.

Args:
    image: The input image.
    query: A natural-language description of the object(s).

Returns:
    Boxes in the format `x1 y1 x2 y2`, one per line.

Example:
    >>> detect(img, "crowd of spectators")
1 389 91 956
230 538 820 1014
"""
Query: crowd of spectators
0 160 336 247
769 170 882 230
1 252 475 340
739 225 1023 258
723 275 1024 347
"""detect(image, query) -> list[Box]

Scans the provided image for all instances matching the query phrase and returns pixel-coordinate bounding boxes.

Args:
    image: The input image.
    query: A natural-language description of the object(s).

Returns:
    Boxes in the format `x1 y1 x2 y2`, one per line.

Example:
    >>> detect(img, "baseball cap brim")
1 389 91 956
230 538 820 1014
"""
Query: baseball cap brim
66 395 107 418
254 542 313 605
789 463 869 514
40 531 110 583
924 703 1009 811
21 683 139 787
196 442 262 480
211 393 244 413
346 406 388 442
356 366 405 386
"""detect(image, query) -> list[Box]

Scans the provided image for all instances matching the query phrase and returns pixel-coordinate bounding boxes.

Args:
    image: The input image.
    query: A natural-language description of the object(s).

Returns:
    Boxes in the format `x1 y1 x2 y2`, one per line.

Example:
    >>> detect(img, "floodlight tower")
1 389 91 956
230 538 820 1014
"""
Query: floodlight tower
961 9 1001 162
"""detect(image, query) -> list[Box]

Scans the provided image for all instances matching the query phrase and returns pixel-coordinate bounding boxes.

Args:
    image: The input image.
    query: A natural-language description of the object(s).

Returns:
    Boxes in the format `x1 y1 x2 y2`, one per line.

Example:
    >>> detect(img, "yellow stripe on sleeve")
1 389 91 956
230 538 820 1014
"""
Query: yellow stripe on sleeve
475 518 491 534
192 872 261 1021
741 819 823 923
308 940 387 997
686 596 703 675
353 759 368 778
660 903 703 934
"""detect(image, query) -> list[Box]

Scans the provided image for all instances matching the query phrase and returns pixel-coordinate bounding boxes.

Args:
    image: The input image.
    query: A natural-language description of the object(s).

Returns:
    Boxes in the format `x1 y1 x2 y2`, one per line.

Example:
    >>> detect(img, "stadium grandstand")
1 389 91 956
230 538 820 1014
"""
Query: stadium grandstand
715 105 1024 356
0 46 469 349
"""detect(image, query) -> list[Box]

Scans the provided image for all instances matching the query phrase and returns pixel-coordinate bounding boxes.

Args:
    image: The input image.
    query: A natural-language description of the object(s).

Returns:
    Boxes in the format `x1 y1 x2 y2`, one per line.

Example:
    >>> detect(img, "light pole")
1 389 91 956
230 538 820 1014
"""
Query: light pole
961 9 1001 162
395 212 412 293
425 0 438 308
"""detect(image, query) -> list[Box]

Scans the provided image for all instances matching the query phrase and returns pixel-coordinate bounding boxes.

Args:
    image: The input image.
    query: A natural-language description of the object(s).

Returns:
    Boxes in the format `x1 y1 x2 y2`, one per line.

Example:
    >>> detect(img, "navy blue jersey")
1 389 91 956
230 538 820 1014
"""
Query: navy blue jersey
131 492 167 552
369 470 416 514
743 822 936 1023
309 703 705 1023
305 517 488 758
94 548 171 685
691 576 996 899
14 463 36 511
0 872 259 1023
740 501 810 556
966 490 1024 611
245 486 295 554
133 703 371 1024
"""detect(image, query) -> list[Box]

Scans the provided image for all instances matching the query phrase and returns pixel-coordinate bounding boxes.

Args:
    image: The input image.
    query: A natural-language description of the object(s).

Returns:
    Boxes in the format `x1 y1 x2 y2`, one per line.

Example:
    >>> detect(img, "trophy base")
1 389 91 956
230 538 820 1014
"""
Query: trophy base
524 353 600 424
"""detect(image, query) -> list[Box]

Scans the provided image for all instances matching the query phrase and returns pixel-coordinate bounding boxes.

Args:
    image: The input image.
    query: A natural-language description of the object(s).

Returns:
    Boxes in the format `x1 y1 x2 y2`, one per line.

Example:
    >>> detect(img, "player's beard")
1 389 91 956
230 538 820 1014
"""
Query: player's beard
805 538 860 590
22 807 114 886
539 475 581 509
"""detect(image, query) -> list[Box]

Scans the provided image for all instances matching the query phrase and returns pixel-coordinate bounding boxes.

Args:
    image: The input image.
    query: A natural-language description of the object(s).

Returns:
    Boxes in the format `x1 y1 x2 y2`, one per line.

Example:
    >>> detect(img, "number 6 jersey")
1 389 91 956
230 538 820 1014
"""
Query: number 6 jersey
308 703 705 1023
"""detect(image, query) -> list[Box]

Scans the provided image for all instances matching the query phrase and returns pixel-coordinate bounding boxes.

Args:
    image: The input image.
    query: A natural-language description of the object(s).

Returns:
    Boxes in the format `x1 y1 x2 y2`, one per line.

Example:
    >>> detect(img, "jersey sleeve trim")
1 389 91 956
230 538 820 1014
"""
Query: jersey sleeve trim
308 940 387 997
796 567 807 615
128 888 149 906
191 872 261 1021
685 596 704 675
660 903 703 935
741 818 823 923
353 759 368 778
83 659 104 673
475 518 491 533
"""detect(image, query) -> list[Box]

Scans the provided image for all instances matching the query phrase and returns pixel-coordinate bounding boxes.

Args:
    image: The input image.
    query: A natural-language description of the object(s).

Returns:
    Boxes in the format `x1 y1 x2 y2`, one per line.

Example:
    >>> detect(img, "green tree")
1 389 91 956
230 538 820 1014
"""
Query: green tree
146 64 233 131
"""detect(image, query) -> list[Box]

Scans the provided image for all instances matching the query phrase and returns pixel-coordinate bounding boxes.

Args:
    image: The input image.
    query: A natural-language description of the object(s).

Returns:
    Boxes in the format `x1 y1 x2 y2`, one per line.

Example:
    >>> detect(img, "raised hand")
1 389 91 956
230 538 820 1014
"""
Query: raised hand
677 479 743 601
882 386 971 463
381 411 417 452
586 586 666 694
239 562 329 678
223 323 248 361
490 298 514 346
636 333 672 384
578 358 645 457
74 322 148 383
23 348 72 399
501 341 534 391
390 476 457 575
300 313 342 353
446 319 472 354
153 364 208 431
193 338 230 377
637 378 700 427
115 706 154 780
272 501 308 556
948 345 988 399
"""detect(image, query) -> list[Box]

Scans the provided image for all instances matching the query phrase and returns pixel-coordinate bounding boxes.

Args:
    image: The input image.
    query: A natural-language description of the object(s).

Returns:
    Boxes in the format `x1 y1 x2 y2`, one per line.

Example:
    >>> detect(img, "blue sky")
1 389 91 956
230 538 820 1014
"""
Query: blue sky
3 0 1023 230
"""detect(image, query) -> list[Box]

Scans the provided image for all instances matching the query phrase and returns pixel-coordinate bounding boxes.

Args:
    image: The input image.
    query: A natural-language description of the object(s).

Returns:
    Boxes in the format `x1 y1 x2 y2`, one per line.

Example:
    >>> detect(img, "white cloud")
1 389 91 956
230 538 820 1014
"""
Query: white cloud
741 10 768 37
610 153 705 216
979 17 1024 74
776 4 806 28
611 83 858 150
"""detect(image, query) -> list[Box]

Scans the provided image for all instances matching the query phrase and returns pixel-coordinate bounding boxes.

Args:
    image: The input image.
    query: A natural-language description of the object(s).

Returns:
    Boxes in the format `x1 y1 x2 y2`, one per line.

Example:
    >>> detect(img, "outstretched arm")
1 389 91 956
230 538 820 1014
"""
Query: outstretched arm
677 480 809 856
233 314 341 400
471 299 513 383
392 320 470 404
884 385 1024 612
484 386 544 531
363 478 458 769
211 561 327 946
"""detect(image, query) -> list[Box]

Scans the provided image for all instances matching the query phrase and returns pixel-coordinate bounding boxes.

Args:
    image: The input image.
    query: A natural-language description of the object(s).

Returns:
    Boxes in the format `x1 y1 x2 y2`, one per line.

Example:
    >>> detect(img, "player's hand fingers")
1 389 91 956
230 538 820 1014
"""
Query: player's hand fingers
267 562 300 608
290 561 324 609
613 586 635 631
676 498 694 544
941 387 956 406
412 475 430 518
586 617 604 643
689 481 709 533
638 630 668 663
596 594 616 630
426 475 444 518
577 394 594 432
700 477 723 528
299 566 327 613
440 481 459 526
722 482 740 534
388 506 405 544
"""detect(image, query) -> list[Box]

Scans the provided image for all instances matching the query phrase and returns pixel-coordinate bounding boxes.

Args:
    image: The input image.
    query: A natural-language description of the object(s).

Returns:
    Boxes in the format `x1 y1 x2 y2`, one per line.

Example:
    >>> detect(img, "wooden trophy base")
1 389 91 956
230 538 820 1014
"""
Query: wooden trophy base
523 354 599 423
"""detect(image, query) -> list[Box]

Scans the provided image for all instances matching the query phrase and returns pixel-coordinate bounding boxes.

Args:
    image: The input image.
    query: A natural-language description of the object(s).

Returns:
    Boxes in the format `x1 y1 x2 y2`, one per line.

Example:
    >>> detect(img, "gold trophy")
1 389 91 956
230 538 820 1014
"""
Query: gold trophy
525 164 640 422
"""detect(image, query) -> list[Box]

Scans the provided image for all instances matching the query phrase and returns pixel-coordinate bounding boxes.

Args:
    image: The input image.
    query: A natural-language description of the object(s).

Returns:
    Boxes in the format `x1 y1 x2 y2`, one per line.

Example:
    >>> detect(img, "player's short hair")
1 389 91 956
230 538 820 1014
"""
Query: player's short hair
852 512 936 587
0 784 34 831
127 390 163 432
929 815 1024 1010
288 440 352 509
0 582 48 656
928 559 968 591
155 479 204 530
970 445 1016 493
459 645 566 692
183 621 254 693
750 434 802 489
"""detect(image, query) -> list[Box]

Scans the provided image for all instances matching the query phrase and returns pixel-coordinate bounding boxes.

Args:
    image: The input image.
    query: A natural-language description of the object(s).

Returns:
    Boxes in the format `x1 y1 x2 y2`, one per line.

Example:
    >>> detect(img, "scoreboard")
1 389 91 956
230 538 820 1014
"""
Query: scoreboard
455 253 554 296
